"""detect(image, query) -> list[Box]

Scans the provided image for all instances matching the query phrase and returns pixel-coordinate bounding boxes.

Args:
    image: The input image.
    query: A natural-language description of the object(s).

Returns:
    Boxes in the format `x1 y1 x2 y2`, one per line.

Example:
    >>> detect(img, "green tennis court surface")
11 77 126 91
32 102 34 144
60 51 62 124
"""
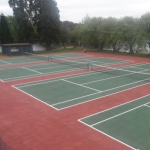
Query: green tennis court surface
14 63 150 110
0 52 131 66
0 53 88 66
80 94 150 150
0 56 131 81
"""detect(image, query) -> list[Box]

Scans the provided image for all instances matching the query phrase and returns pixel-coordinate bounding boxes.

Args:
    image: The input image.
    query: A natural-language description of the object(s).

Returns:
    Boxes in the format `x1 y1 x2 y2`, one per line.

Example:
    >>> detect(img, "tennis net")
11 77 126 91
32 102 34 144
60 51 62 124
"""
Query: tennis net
25 52 50 61
90 63 150 81
50 56 90 69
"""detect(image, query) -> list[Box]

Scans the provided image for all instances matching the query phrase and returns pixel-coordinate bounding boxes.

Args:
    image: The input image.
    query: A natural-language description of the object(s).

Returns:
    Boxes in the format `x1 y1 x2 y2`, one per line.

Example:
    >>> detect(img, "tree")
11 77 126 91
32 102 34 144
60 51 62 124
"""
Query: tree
138 12 150 55
9 0 35 42
6 16 19 42
119 17 138 54
30 0 60 49
0 14 13 44
60 22 70 48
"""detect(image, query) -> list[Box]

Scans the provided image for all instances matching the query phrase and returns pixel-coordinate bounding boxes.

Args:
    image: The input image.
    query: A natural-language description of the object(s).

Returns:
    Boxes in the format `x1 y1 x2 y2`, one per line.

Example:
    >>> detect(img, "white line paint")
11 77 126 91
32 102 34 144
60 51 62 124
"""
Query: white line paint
34 65 67 70
78 120 136 150
91 105 145 126
144 104 150 108
52 92 101 106
53 77 150 108
22 67 43 74
4 68 83 82
57 82 150 110
61 79 101 92
12 85 59 110
80 94 150 120
83 72 134 85
0 60 12 64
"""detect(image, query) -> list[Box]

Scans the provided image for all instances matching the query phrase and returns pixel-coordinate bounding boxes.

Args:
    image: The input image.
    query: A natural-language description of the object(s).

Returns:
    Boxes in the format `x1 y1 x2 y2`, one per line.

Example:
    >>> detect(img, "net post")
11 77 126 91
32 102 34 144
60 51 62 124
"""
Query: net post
49 56 52 62
88 63 92 70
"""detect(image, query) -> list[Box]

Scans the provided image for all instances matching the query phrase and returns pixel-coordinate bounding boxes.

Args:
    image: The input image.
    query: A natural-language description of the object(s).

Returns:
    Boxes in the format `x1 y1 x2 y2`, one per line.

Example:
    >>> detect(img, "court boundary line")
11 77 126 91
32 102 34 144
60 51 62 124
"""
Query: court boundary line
95 56 133 62
61 79 101 92
56 81 150 110
56 62 147 80
15 78 149 111
79 94 150 120
1 58 136 82
0 60 12 64
14 71 150 110
15 62 144 88
52 77 150 109
34 64 68 70
22 67 43 74
3 68 84 82
12 85 59 110
78 120 136 150
91 104 146 126
83 72 134 85
78 94 150 150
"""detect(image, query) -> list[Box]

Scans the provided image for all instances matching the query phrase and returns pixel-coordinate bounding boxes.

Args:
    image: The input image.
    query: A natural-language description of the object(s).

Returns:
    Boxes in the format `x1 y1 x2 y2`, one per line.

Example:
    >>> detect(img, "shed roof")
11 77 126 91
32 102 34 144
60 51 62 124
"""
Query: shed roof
1 43 32 46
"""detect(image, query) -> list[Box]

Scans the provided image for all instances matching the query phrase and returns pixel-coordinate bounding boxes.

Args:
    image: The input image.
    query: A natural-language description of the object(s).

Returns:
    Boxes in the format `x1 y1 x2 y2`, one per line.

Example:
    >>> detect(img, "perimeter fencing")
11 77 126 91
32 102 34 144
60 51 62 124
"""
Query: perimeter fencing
0 137 12 150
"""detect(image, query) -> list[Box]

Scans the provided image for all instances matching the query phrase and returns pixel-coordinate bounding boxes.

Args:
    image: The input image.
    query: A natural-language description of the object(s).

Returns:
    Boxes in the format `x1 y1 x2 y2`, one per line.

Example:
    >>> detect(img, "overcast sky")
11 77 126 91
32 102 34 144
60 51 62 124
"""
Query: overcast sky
0 0 150 23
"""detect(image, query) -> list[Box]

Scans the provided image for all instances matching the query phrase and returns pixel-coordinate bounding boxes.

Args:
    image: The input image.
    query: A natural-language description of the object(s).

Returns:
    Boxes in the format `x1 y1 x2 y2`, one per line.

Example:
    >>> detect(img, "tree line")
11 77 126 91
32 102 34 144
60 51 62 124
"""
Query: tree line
73 13 150 54
0 0 150 54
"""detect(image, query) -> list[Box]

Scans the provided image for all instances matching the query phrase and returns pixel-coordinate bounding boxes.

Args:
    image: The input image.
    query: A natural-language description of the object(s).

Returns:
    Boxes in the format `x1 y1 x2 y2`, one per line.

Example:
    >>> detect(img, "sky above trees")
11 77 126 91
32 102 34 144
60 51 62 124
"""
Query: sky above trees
0 0 150 23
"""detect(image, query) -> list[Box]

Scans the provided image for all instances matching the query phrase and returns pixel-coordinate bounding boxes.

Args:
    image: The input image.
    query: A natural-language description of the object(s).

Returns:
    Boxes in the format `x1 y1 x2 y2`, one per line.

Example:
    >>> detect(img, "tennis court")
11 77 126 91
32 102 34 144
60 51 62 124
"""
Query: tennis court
0 56 130 81
0 53 87 66
13 63 150 110
79 94 150 150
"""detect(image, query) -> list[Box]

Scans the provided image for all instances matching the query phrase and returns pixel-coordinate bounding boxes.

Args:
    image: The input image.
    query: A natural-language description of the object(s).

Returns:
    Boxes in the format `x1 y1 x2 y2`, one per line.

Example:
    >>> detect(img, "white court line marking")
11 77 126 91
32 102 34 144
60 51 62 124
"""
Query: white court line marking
3 73 41 81
83 68 150 85
61 79 101 92
78 120 136 150
52 92 100 106
91 104 146 126
83 72 134 85
22 67 43 74
94 56 133 61
15 62 149 87
10 62 144 83
57 81 150 110
78 97 150 150
34 65 67 70
16 65 133 88
0 60 12 64
63 62 145 80
12 85 59 110
52 77 150 107
5 60 138 82
144 104 150 108
79 94 150 120
0 79 4 82
4 67 83 81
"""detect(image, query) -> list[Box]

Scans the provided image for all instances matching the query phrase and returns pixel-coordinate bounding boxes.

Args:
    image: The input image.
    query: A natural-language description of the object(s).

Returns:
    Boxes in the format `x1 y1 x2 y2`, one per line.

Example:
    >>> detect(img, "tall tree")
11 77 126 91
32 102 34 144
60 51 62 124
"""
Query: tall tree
119 17 138 54
9 0 35 42
30 0 60 49
139 13 150 54
0 14 13 44
6 16 19 42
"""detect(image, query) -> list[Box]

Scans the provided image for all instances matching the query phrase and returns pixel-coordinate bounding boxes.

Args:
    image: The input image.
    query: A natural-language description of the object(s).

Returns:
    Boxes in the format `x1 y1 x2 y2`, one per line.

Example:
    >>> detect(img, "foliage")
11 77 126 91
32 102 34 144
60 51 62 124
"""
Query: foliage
8 0 60 48
6 16 19 42
73 12 150 55
0 14 13 44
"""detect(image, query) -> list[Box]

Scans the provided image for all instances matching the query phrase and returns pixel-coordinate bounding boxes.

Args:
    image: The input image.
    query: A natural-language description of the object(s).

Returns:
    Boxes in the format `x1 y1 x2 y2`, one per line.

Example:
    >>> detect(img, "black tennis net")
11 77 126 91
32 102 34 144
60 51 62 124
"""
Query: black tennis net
25 52 50 61
90 63 150 81
50 56 90 69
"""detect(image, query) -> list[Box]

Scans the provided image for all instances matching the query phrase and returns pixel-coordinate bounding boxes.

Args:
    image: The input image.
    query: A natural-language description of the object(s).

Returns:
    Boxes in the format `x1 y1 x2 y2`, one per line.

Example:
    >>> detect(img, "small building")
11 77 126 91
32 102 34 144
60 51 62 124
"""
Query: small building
0 43 33 56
